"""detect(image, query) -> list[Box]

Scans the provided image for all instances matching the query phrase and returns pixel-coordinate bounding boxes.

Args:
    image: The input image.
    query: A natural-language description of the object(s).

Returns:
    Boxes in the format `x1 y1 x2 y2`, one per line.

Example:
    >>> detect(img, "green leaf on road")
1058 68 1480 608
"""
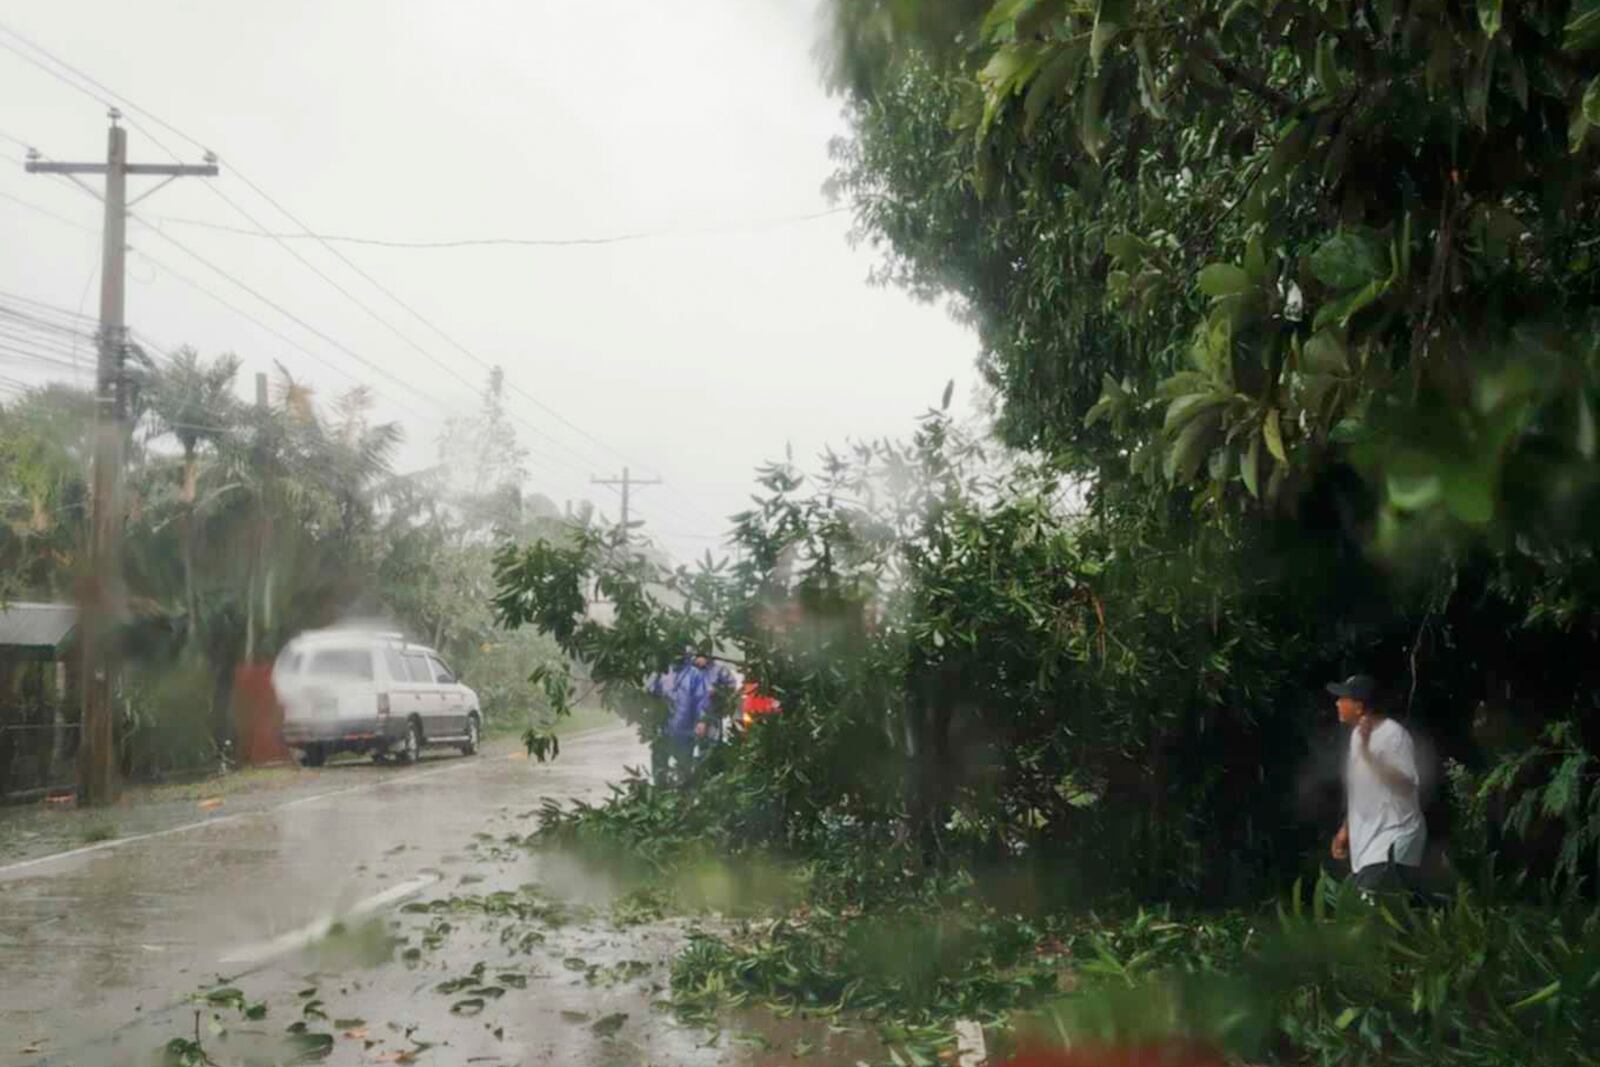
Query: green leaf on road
283 1031 335 1064
450 997 487 1016
591 1012 629 1038
204 987 245 1009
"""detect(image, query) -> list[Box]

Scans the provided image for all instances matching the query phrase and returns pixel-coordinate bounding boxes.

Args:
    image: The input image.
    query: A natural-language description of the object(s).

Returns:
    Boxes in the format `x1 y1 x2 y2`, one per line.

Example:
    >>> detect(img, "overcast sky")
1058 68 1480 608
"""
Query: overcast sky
0 0 978 562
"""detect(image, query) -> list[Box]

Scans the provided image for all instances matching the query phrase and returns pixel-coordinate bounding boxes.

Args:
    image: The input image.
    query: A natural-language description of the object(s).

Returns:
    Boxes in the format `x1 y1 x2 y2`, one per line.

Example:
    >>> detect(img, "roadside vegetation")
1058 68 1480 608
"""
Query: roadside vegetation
490 2 1600 1063
0 361 574 790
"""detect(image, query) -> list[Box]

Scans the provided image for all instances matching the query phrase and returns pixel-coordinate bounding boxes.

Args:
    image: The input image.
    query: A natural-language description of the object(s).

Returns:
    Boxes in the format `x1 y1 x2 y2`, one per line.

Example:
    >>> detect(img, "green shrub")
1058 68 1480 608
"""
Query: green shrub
118 655 218 780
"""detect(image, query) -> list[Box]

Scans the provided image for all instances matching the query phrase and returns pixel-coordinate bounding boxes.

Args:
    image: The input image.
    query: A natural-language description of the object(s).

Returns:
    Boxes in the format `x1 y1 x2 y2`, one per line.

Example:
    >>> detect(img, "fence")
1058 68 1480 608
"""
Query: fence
1 662 292 802
0 702 79 800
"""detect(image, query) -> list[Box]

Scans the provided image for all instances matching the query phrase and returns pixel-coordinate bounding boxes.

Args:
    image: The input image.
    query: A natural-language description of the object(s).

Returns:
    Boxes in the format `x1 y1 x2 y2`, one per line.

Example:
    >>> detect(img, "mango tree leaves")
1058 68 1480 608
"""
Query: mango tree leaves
1565 0 1600 52
828 0 1600 553
1313 279 1389 331
1263 409 1288 465
1241 434 1264 498
1301 332 1349 376
1090 0 1131 71
1198 263 1253 298
1578 393 1597 459
1164 409 1219 484
1478 0 1502 39
1309 232 1386 291
1164 391 1227 432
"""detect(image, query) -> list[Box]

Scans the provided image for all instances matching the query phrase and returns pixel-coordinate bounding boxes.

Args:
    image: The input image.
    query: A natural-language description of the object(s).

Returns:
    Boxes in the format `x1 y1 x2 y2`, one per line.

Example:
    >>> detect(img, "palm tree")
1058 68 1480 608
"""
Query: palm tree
143 348 242 644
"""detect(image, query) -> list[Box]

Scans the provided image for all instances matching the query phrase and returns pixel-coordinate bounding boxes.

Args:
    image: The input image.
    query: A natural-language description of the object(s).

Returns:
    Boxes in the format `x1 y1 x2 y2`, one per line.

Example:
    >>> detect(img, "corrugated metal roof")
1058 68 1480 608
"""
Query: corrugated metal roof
0 602 78 650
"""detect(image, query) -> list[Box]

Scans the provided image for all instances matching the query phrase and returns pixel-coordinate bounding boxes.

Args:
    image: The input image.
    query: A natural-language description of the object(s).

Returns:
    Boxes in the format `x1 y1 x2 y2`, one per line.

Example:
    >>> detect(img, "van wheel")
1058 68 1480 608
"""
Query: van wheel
299 744 326 768
459 714 480 757
398 718 423 764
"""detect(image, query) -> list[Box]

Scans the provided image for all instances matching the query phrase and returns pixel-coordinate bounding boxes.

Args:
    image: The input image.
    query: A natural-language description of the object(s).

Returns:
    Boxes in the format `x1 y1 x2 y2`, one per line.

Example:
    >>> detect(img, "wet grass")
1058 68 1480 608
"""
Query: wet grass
77 820 117 844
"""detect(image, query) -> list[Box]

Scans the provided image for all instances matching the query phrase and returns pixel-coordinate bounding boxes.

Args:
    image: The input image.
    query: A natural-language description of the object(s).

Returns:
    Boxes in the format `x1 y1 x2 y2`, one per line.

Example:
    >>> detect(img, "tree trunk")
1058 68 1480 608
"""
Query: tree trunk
180 450 199 648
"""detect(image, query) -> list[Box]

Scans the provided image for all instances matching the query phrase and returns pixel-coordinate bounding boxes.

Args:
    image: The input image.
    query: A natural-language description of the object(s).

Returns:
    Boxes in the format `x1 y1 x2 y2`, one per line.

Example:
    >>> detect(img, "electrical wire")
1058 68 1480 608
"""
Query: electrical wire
0 193 469 448
0 21 727 531
0 287 97 323
0 33 642 486
114 103 632 492
155 206 850 249
208 162 732 532
0 21 731 541
0 184 443 425
0 341 94 373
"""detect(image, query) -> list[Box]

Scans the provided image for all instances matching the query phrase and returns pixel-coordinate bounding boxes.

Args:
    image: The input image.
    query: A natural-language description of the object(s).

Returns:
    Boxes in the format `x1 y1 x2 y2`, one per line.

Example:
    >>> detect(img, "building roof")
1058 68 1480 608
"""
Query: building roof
0 602 79 654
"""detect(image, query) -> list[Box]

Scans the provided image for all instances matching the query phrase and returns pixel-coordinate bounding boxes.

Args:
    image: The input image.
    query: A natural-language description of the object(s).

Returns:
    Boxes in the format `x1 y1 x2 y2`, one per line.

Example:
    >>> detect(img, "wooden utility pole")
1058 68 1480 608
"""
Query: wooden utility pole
591 466 661 544
26 111 217 805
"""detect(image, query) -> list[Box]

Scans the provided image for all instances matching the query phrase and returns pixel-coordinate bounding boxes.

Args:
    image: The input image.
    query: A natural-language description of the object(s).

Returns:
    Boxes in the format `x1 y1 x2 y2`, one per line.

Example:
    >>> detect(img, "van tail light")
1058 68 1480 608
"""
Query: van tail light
377 693 391 717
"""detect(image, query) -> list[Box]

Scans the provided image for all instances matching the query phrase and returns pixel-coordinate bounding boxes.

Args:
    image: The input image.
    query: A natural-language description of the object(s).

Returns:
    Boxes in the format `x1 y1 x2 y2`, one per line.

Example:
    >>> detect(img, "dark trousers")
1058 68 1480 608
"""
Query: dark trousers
1353 861 1421 895
652 734 695 786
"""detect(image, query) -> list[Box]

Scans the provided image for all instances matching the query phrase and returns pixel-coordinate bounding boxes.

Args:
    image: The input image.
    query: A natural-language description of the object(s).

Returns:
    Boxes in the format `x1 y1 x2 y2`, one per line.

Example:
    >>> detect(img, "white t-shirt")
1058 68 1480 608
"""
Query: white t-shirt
1346 717 1426 872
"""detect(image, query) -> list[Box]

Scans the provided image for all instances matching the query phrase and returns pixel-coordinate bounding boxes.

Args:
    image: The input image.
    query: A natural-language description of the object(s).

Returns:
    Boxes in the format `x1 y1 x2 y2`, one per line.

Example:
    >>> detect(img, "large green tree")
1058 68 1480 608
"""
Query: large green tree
821 0 1600 892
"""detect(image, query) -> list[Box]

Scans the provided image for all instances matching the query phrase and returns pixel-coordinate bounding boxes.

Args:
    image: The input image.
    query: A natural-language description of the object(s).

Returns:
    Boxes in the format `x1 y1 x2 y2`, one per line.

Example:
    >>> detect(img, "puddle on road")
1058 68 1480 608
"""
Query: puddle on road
36 844 886 1067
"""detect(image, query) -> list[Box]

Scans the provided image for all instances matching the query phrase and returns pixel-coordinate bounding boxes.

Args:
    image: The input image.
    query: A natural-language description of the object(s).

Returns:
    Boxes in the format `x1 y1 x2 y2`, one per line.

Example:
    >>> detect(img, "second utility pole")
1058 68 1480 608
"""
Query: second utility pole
591 466 661 545
26 110 217 805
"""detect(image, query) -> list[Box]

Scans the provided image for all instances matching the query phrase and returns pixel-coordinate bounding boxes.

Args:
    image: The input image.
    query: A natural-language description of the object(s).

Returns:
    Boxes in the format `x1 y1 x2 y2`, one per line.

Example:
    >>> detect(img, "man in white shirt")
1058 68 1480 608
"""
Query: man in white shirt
1327 674 1427 893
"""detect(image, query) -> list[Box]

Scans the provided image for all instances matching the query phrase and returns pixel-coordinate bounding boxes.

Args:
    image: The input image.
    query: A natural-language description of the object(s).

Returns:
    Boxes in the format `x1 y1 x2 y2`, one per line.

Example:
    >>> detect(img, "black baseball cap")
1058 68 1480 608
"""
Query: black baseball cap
1326 674 1377 702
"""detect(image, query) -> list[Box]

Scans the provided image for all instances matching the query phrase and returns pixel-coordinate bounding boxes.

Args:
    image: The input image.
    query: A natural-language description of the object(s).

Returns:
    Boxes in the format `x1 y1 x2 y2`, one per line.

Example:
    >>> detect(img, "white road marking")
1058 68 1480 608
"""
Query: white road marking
0 755 490 881
0 814 244 880
217 874 437 965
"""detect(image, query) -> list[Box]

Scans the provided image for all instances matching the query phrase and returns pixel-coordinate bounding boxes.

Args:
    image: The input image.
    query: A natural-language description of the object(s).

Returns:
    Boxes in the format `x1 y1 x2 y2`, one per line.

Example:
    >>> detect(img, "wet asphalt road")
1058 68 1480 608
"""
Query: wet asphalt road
0 725 719 1067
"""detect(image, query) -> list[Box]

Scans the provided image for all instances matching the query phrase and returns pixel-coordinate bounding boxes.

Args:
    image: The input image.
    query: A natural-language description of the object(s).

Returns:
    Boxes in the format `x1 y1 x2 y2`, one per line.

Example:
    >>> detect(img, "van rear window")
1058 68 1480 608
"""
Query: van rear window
306 648 373 680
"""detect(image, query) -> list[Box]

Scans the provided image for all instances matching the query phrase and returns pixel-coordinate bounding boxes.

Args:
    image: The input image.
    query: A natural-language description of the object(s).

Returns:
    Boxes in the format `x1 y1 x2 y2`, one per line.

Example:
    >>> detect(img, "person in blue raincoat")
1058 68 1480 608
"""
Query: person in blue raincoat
647 646 731 785
694 655 739 751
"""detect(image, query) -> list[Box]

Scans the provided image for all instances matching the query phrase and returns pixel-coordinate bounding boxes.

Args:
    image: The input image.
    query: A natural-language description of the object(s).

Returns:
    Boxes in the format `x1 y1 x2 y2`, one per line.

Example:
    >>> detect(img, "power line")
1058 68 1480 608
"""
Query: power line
193 162 672 487
0 306 96 344
0 32 630 485
0 287 98 323
0 341 94 373
0 184 442 432
123 239 586 475
145 179 486 404
155 206 850 249
0 128 37 152
0 186 99 235
0 21 723 528
113 102 626 489
0 23 730 540
210 166 730 531
128 220 460 421
0 325 93 364
0 287 99 324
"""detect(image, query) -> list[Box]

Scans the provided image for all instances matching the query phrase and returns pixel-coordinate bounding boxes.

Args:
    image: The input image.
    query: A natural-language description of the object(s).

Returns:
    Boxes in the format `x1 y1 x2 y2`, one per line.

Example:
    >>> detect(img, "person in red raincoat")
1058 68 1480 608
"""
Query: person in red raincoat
740 681 780 726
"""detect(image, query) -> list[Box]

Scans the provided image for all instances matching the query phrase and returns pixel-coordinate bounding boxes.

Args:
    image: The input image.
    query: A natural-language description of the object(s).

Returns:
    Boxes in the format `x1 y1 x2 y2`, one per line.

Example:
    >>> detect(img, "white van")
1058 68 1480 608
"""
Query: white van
273 629 482 767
